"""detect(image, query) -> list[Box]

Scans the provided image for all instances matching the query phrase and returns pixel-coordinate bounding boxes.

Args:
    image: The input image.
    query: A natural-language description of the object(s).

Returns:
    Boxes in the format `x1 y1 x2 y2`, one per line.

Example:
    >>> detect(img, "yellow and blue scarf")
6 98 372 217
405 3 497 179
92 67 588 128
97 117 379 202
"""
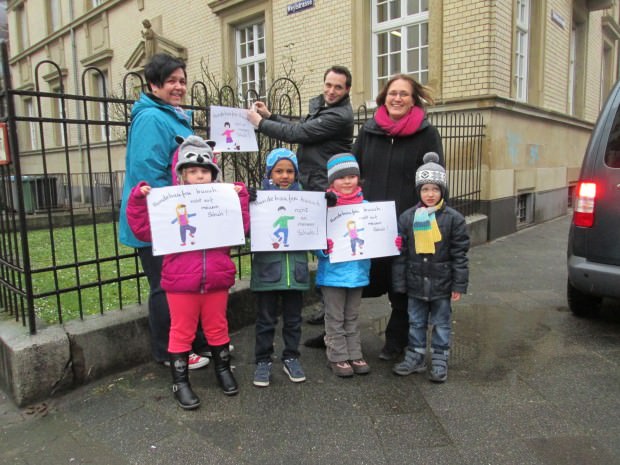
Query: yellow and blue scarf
413 199 444 254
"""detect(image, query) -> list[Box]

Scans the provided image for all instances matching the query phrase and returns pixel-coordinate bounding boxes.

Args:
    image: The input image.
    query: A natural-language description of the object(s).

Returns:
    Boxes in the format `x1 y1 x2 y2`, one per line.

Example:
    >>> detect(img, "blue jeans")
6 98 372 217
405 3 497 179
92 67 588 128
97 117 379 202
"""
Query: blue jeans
407 296 452 353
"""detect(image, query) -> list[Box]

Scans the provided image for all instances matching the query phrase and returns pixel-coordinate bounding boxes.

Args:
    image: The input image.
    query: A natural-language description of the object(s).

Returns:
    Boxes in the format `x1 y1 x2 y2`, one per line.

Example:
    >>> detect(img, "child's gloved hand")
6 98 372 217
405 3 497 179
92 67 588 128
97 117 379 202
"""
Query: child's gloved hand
324 238 334 255
325 191 338 207
395 235 404 250
248 187 257 202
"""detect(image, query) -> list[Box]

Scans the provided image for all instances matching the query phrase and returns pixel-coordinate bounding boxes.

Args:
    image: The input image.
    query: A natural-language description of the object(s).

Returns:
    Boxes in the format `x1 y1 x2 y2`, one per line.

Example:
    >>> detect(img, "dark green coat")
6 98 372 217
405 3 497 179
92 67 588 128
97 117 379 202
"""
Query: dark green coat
250 250 310 292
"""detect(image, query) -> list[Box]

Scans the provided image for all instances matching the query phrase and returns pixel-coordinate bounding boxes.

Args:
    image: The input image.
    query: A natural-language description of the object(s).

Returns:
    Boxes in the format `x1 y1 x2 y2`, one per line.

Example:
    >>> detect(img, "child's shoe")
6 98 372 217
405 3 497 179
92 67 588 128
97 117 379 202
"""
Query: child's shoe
328 360 354 377
429 350 448 383
253 361 272 387
188 352 209 370
349 358 370 375
392 350 426 376
282 358 306 383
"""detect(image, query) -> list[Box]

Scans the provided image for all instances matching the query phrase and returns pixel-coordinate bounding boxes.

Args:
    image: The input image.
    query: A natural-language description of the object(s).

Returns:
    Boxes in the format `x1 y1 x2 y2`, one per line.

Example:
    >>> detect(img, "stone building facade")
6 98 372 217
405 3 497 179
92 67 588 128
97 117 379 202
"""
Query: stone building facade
6 0 619 239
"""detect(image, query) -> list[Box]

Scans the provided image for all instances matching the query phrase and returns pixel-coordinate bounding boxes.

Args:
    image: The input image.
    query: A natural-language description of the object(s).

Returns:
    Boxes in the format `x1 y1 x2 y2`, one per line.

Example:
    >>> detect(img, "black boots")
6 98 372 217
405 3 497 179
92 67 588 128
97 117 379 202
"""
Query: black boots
212 343 239 396
169 352 200 410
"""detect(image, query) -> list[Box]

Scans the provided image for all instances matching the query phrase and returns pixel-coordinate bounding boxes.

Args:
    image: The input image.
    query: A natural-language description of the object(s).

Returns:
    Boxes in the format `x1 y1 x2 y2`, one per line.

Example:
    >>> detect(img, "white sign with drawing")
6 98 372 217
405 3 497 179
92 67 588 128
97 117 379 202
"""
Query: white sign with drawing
250 191 327 252
326 201 400 263
210 105 259 152
147 183 245 256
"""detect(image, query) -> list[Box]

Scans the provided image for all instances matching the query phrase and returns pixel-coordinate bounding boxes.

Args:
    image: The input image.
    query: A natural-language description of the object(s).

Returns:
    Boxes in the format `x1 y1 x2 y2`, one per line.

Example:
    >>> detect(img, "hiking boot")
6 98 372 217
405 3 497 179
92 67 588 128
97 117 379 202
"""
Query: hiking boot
188 352 209 370
349 358 371 375
304 332 326 348
283 358 306 383
429 350 448 383
253 361 272 387
328 360 354 377
392 350 426 376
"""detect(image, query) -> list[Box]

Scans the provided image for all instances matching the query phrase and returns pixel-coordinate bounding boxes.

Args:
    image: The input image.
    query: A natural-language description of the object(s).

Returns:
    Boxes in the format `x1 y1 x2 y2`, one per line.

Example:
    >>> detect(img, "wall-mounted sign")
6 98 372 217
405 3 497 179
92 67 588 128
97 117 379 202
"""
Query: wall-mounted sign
287 0 314 15
551 10 566 29
0 123 10 165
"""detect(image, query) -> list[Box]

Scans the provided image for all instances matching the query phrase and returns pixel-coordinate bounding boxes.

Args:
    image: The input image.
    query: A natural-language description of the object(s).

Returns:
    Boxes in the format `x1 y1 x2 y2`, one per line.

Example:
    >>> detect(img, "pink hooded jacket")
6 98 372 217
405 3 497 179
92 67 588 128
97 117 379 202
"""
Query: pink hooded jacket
126 181 250 293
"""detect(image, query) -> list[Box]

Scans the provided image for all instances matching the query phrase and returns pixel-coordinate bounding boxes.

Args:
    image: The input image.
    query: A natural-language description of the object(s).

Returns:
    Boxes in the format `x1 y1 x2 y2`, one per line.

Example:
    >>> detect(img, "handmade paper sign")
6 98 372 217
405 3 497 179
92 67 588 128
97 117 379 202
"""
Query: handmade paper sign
147 183 245 256
210 105 259 152
326 201 399 263
250 190 327 251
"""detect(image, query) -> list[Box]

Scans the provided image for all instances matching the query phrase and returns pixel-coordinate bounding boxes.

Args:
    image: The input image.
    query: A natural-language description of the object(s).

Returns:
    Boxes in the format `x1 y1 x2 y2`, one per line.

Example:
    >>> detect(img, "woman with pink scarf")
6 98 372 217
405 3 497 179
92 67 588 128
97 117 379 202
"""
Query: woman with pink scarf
352 74 445 362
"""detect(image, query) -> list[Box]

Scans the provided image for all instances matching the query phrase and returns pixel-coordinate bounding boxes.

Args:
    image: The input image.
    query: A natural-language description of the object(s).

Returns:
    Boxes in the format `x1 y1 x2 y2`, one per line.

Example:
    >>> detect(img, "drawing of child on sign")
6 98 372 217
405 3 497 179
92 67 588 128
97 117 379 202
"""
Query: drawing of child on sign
222 122 239 150
344 219 365 256
272 206 295 248
171 204 197 246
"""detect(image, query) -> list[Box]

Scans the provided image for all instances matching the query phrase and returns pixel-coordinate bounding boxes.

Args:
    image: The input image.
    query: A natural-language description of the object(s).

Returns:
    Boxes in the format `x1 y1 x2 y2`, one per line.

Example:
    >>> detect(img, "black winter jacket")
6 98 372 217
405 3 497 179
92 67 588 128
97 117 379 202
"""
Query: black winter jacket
392 202 469 301
258 94 354 191
352 116 443 217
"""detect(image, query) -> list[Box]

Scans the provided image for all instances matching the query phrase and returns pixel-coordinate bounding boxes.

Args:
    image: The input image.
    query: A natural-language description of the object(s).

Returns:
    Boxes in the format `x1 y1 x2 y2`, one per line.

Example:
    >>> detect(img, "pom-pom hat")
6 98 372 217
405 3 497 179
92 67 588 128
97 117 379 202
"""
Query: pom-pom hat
174 135 221 181
327 153 360 185
415 152 446 195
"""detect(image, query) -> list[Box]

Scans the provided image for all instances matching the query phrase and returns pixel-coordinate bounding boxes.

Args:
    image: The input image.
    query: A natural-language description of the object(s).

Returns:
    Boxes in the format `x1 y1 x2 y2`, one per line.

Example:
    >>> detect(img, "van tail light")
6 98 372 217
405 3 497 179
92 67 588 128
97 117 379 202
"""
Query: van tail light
573 181 596 227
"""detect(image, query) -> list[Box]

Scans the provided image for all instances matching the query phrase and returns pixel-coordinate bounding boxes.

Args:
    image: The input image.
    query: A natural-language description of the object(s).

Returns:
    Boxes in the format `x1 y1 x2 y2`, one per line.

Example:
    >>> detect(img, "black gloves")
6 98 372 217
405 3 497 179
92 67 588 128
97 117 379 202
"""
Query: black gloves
248 187 257 202
325 191 337 207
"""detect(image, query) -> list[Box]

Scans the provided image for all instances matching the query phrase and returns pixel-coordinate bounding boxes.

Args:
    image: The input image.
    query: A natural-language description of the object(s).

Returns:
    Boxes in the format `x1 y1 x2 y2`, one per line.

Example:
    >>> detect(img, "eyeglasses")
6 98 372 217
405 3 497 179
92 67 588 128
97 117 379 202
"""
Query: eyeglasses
387 91 411 99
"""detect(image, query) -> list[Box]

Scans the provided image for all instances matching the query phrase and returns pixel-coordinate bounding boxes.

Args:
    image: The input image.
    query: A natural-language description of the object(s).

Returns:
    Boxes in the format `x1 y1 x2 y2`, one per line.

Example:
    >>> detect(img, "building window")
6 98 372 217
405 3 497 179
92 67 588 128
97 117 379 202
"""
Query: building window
569 7 587 117
92 71 109 142
16 4 29 52
51 86 65 146
516 192 533 226
371 0 429 98
235 20 266 103
514 0 530 101
24 99 38 150
48 0 62 33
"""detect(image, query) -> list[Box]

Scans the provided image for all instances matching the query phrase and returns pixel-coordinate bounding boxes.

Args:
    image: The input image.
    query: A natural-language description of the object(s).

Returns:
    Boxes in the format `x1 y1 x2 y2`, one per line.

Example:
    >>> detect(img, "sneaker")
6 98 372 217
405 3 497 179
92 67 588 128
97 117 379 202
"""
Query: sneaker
328 360 354 378
253 361 272 387
392 351 426 376
349 358 371 375
283 358 306 383
188 353 209 370
429 352 448 383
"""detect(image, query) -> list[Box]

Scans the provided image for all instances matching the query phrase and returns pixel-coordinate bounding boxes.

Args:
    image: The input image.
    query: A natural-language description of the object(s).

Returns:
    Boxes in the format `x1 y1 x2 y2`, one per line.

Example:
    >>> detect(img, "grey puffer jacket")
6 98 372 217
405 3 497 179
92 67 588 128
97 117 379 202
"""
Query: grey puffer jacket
258 94 354 191
392 202 469 301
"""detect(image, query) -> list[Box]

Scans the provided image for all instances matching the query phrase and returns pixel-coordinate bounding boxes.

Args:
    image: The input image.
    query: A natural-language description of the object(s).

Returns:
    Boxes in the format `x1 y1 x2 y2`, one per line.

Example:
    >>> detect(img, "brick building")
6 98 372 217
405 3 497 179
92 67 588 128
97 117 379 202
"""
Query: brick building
5 0 619 239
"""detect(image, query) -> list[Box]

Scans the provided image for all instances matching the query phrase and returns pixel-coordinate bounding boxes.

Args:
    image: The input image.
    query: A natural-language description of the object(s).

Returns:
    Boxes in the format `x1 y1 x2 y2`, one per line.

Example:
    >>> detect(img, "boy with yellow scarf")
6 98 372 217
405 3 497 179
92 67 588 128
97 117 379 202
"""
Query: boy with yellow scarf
391 152 470 382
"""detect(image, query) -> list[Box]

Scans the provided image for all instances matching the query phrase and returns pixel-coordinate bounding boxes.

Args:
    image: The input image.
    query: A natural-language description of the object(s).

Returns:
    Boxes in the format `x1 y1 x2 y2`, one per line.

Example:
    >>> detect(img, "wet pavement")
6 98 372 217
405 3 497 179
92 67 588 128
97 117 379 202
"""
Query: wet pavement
2 214 620 465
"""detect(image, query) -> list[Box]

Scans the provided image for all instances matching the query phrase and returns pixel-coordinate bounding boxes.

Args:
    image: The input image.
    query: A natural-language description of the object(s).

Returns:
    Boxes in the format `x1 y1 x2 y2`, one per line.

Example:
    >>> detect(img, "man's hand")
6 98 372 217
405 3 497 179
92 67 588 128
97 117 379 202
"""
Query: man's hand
253 101 271 119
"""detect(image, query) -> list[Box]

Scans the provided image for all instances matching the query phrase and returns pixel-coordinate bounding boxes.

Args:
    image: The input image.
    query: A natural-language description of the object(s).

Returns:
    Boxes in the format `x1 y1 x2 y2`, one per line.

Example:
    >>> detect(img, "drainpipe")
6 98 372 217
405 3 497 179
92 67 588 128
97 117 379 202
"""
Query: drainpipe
69 0 85 186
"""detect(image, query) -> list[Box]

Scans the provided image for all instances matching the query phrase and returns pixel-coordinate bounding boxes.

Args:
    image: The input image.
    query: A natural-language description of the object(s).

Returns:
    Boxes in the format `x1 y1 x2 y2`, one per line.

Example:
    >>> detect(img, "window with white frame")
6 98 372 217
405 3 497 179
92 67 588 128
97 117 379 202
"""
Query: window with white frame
371 0 429 98
16 4 29 52
93 71 109 141
24 99 38 150
514 0 530 101
235 20 266 103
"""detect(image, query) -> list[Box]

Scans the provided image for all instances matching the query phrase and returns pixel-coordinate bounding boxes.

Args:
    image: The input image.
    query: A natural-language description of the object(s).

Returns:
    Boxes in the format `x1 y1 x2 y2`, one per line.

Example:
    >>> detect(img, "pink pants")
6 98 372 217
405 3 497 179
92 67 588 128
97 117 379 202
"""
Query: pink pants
166 290 230 353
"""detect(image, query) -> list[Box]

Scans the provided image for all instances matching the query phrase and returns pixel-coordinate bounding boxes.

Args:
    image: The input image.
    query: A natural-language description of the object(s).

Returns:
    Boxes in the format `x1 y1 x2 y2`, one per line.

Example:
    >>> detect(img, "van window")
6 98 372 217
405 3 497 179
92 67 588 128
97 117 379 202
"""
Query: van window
605 107 620 168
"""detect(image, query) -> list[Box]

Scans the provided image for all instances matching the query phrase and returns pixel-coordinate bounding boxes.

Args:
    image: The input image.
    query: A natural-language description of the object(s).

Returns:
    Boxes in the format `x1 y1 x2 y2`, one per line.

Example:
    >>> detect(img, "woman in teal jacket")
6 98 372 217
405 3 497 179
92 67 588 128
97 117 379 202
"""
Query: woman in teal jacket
118 53 208 367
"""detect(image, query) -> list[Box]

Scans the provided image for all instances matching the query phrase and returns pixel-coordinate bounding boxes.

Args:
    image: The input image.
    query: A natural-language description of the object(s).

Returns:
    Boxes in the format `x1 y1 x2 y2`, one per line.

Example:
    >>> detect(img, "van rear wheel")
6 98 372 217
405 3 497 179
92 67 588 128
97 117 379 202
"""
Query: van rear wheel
567 280 601 318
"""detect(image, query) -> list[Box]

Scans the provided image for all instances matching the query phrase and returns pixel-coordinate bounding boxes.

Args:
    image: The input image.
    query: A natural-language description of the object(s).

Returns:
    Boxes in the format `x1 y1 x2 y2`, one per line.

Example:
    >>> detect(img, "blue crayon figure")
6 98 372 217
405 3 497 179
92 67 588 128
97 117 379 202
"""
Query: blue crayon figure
171 203 197 246
344 219 365 255
272 206 295 247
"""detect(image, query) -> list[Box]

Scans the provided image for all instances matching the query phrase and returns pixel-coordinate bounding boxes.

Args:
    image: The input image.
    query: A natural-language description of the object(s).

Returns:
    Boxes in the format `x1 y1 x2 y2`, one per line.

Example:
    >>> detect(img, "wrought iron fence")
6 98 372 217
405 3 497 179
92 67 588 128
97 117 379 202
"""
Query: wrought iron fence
0 45 483 334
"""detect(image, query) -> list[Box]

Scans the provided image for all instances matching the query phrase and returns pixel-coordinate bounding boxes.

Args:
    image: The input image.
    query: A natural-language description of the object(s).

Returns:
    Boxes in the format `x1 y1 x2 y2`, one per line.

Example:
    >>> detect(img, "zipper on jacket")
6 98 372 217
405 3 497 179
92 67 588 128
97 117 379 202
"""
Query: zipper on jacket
286 254 291 288
200 250 207 294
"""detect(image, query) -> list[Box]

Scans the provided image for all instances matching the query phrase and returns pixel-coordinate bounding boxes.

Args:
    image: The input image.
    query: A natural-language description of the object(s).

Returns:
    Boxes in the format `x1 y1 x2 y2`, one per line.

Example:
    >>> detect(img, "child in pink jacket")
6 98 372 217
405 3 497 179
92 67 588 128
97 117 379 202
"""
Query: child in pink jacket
126 135 249 410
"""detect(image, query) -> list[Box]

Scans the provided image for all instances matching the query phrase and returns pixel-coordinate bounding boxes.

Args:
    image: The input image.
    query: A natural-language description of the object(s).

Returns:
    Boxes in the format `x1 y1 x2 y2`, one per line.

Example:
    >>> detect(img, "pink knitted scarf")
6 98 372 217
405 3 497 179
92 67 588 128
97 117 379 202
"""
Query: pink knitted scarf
327 186 364 205
374 104 425 137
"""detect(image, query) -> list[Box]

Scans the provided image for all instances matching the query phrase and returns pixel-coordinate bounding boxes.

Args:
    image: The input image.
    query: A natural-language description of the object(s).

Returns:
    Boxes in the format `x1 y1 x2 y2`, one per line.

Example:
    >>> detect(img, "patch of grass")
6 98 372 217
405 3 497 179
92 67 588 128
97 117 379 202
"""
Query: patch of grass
25 222 251 325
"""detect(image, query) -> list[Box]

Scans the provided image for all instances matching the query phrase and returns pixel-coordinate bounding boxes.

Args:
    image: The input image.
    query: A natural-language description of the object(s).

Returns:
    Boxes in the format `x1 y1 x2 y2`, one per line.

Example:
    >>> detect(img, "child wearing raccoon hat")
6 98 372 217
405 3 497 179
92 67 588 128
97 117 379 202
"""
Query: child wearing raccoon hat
391 152 469 383
126 135 249 409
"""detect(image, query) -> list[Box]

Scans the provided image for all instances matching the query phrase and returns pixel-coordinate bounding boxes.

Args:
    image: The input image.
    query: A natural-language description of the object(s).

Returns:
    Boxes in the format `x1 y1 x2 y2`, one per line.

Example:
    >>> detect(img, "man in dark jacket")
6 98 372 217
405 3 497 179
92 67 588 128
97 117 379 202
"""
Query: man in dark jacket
247 66 355 330
247 65 354 192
